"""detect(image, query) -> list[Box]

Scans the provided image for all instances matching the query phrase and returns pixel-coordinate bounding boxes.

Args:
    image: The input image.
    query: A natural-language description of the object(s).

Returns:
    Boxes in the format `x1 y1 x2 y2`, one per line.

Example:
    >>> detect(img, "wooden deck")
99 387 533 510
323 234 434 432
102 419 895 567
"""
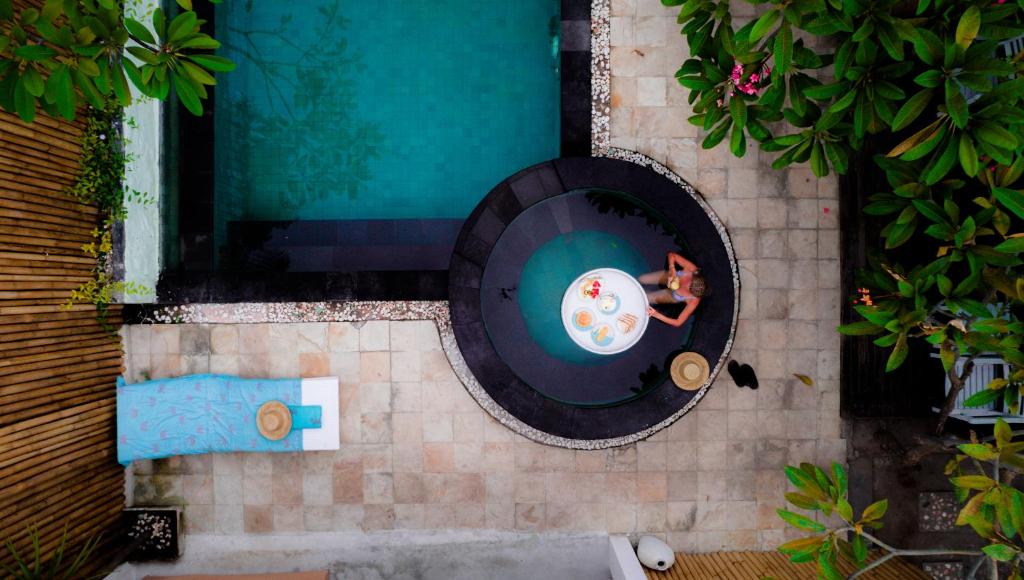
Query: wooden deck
644 551 930 579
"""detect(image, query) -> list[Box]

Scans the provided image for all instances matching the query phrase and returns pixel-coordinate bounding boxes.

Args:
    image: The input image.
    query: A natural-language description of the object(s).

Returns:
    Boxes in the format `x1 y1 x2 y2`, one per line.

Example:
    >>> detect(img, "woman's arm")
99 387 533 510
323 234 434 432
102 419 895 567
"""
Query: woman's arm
668 252 698 273
648 300 700 327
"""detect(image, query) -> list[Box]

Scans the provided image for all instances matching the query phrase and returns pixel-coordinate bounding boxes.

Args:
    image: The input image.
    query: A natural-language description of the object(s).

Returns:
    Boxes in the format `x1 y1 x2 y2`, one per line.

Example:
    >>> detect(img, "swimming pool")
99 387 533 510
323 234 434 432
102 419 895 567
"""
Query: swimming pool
162 0 567 286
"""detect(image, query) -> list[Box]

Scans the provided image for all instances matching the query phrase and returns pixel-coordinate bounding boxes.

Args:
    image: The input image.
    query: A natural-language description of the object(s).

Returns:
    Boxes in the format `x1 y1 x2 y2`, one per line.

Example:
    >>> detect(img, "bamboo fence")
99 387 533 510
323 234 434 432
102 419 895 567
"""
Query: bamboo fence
0 98 125 575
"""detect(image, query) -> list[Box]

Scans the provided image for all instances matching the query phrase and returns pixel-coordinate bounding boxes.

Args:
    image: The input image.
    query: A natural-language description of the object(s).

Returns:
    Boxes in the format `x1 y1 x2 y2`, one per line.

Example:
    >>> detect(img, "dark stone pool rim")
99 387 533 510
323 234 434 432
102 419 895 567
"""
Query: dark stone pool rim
450 156 739 441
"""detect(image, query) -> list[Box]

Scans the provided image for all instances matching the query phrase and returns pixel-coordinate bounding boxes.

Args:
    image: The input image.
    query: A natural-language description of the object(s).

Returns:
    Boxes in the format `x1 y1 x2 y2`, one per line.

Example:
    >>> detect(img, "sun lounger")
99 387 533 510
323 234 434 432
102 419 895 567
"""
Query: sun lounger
116 374 339 465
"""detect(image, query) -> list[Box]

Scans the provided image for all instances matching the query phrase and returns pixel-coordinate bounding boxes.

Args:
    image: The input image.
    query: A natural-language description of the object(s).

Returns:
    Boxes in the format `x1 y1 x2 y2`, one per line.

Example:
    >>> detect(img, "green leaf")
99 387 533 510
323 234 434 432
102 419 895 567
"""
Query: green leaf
13 75 36 122
21 67 43 97
827 89 857 114
982 544 1017 562
945 80 968 130
181 61 216 86
861 499 888 522
995 237 1024 253
810 141 828 178
124 18 156 46
958 443 997 461
851 533 867 564
779 537 824 555
924 136 958 185
777 509 827 532
885 333 908 371
993 188 1024 220
179 35 220 50
729 97 747 128
702 118 732 150
976 124 1019 151
959 134 979 177
176 0 193 9
911 200 947 225
965 514 996 539
836 321 882 336
939 341 955 368
172 72 202 115
836 498 854 522
785 492 820 510
775 24 793 73
730 125 746 157
749 9 780 42
14 44 57 62
996 419 1012 448
885 218 916 249
153 7 167 39
892 89 933 131
784 466 828 500
111 62 131 106
186 54 236 73
951 475 996 490
955 6 981 50
167 11 198 44
45 65 74 120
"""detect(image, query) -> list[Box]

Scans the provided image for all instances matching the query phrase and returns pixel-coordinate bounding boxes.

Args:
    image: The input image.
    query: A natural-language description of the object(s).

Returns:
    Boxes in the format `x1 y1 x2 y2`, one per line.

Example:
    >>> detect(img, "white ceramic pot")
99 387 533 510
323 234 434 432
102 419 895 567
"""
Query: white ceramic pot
636 535 674 571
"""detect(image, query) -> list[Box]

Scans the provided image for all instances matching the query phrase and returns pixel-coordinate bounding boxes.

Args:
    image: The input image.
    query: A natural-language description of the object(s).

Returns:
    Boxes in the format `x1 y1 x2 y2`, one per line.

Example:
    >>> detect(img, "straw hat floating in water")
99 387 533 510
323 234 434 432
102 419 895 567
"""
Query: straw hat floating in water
670 352 709 391
257 400 292 441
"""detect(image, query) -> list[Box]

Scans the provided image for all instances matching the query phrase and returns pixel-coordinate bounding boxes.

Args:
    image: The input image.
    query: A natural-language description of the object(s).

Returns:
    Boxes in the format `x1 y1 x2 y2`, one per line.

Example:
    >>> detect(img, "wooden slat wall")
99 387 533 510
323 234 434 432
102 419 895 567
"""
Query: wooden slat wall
645 551 931 580
0 101 126 574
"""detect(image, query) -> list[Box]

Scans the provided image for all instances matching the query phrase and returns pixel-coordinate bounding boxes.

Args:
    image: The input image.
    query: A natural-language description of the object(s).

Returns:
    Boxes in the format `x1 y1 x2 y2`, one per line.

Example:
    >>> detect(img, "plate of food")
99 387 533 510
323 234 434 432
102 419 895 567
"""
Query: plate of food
579 277 603 300
561 268 649 355
616 313 639 334
591 323 614 347
597 292 621 315
572 308 595 331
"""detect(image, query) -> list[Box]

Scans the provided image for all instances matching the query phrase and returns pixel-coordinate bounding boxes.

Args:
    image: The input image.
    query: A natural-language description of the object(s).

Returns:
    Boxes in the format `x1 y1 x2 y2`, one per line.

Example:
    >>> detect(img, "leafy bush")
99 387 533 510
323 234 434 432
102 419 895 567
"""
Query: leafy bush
0 0 232 122
664 0 1024 432
778 419 1023 579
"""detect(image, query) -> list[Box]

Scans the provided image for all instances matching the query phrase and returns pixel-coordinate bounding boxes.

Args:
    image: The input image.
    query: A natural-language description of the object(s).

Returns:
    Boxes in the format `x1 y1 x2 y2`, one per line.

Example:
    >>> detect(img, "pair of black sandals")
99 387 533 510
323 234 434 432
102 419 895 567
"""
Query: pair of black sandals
727 360 759 389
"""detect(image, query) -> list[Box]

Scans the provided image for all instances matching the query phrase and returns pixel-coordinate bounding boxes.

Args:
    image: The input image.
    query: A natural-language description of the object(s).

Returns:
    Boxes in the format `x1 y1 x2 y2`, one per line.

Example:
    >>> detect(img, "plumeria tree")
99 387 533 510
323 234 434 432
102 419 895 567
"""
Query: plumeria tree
663 0 1024 434
0 0 232 122
1 0 232 313
779 419 1024 579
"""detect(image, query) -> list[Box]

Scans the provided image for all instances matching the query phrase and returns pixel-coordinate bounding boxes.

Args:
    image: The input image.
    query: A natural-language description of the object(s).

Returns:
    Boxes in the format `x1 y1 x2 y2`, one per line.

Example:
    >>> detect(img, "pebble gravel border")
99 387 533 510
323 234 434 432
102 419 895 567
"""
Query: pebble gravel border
591 0 611 155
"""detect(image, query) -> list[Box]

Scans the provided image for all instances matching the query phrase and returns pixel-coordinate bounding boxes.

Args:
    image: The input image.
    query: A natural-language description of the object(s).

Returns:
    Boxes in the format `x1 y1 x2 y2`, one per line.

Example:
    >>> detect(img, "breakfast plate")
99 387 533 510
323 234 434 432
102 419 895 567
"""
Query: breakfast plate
561 268 649 355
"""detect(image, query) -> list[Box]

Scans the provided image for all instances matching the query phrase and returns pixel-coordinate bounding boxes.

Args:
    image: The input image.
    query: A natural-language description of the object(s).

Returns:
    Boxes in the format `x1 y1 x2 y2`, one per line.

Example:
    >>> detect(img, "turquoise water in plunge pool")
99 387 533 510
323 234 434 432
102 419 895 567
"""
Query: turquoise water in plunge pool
212 0 561 234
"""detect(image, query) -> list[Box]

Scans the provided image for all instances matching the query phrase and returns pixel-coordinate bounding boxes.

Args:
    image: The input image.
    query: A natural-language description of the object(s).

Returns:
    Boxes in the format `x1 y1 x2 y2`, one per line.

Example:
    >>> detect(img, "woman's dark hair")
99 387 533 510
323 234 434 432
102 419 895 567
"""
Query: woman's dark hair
690 272 710 298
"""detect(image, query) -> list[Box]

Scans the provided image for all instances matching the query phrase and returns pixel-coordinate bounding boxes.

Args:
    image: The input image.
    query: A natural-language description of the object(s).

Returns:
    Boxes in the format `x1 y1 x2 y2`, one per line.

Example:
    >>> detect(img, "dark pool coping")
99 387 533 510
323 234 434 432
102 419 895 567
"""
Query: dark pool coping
449 155 739 442
157 0 592 304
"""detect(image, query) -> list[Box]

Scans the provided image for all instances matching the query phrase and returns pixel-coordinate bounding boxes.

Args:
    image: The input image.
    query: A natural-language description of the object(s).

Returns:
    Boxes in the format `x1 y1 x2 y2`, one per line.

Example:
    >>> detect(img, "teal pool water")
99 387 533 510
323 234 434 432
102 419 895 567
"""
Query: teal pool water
518 231 649 364
212 0 561 233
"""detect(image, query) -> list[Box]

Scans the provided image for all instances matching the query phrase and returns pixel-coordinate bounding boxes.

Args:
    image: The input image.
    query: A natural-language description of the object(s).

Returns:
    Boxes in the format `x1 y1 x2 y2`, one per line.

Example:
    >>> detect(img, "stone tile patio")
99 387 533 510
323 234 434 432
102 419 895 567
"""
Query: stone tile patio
123 0 844 554
125 312 841 552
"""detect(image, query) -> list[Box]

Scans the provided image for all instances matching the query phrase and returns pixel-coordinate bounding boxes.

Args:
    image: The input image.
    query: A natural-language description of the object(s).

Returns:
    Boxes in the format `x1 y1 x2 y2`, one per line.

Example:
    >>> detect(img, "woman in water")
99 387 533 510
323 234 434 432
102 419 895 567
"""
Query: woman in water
640 251 707 327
